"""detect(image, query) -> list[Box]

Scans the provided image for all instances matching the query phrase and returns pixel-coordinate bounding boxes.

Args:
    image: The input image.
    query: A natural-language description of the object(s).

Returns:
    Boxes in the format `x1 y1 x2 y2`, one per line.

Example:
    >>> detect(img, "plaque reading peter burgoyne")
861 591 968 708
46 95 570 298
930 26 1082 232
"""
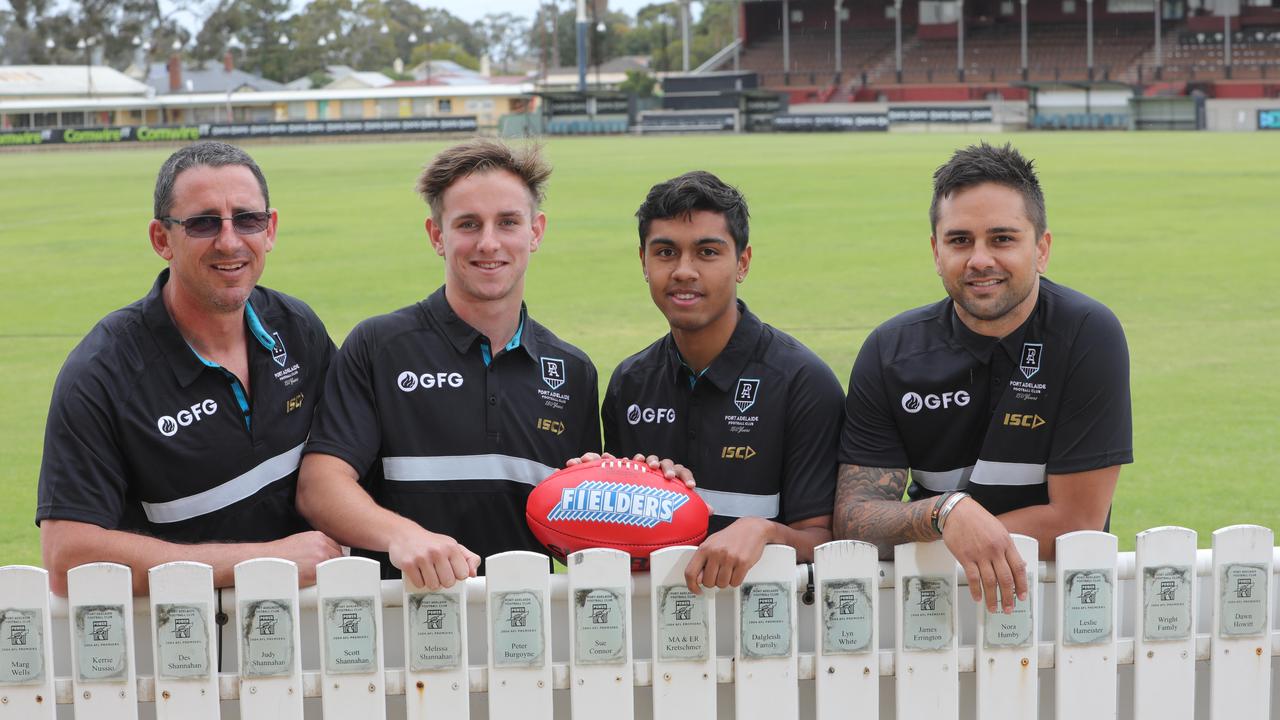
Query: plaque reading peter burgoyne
902 576 953 651
573 588 627 665
1220 563 1268 637
0 608 44 685
155 603 211 678
73 605 128 681
1062 569 1113 645
240 599 295 678
1142 566 1192 641
740 582 793 659
491 591 544 667
323 596 378 674
408 593 462 671
656 585 710 662
822 579 873 654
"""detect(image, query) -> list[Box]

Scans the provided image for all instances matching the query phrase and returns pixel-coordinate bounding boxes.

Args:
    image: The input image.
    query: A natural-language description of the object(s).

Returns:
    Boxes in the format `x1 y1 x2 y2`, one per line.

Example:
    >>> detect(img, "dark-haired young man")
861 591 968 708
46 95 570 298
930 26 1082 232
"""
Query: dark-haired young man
600 171 845 593
834 143 1132 614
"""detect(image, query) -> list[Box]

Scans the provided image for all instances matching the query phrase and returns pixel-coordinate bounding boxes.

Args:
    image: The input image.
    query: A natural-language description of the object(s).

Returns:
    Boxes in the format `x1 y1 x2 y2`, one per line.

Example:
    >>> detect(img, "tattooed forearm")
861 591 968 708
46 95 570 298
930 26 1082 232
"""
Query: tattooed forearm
834 464 938 559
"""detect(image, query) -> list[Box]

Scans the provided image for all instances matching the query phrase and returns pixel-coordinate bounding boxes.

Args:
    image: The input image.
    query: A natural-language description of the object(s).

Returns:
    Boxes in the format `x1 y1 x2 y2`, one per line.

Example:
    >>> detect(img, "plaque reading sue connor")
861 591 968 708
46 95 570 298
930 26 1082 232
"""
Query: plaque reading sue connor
821 579 873 655
1142 566 1192 642
73 605 128 682
0 608 44 685
573 588 627 665
408 593 462 671
740 582 792 660
240 599 295 678
902 576 953 651
1062 569 1113 645
983 576 1033 649
323 596 378 674
155 603 211 679
1220 563 1268 637
656 585 709 662
491 591 544 667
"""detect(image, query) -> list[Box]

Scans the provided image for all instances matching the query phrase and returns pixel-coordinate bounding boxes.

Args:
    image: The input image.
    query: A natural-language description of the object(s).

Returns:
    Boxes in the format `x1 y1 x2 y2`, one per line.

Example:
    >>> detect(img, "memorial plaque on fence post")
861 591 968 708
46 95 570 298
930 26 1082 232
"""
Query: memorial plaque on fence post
1054 531 1118 720
813 541 879 720
317 557 385 718
894 542 959 720
1210 525 1273 720
567 549 634 720
234 558 303 720
67 562 138 720
149 562 218 720
976 534 1039 720
404 577 469 720
486 551 552 720
649 546 716 720
734 544 798 720
0 565 55 720
1133 526 1196 720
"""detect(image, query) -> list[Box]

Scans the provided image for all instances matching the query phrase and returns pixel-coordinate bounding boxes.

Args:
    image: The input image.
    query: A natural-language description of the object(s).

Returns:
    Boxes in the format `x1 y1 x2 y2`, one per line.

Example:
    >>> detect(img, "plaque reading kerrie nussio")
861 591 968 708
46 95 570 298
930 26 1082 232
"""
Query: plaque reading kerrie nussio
491 591 544 667
740 582 792 659
573 588 627 665
902 576 952 651
1142 566 1192 642
155 603 211 679
1220 563 1268 637
1062 569 1113 645
240 599 295 678
408 593 462 671
74 605 128 682
323 596 378 674
0 608 44 685
822 579 873 654
656 585 710 662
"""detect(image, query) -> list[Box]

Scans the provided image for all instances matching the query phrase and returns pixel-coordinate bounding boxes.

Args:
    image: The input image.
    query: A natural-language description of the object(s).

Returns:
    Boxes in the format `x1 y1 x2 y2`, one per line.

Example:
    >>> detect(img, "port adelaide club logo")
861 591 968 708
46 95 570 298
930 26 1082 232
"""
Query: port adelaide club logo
1019 343 1043 379
734 379 760 413
537 357 571 410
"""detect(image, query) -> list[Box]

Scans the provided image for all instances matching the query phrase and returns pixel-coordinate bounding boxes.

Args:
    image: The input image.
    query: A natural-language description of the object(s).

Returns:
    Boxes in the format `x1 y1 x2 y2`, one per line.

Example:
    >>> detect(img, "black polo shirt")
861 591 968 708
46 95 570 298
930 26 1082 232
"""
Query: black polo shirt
840 277 1132 517
603 303 844 534
305 286 601 573
37 269 333 542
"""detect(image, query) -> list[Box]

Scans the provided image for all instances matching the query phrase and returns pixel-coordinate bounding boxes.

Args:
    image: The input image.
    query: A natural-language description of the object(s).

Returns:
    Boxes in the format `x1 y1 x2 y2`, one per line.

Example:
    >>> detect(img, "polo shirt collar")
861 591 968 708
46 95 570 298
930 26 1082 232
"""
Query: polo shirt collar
423 285 537 359
945 295 1037 364
663 300 763 392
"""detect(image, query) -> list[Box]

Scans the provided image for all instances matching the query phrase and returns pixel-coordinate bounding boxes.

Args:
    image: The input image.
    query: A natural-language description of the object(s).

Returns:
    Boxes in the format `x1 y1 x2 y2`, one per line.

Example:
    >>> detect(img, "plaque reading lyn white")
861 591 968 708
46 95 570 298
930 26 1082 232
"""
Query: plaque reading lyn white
574 587 626 665
240 599 295 678
902 576 952 651
983 575 1033 649
822 579 873 655
1220 563 1268 637
0 608 44 685
74 604 128 682
155 603 211 679
1063 569 1113 645
323 596 378 674
1142 565 1192 642
656 585 709 662
491 591 544 667
740 582 792 660
408 593 462 671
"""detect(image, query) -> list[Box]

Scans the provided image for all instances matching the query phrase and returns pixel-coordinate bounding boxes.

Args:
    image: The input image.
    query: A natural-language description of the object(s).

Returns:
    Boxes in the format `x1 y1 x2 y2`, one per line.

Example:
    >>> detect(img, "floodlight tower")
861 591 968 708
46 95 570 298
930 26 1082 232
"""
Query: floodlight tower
576 0 588 91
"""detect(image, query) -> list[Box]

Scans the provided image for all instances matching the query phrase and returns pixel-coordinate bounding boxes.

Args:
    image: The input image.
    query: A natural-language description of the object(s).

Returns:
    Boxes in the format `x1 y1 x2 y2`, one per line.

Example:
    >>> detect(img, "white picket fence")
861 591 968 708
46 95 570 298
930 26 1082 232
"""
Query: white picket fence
1 525 1277 719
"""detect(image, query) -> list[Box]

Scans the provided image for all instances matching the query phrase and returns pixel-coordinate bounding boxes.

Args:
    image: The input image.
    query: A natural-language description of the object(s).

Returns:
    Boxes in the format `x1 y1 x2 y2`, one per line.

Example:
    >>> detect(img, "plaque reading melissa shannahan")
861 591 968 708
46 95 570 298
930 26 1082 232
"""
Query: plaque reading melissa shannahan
902 576 953 651
155 603 211 679
408 593 462 671
740 582 793 659
240 599 295 678
0 608 44 685
656 585 710 662
821 579 874 654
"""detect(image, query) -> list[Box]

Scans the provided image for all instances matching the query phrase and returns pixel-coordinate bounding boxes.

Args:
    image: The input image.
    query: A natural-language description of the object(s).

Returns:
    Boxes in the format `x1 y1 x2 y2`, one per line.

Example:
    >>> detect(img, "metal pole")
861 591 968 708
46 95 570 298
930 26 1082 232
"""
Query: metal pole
681 0 690 72
1224 13 1232 78
1154 0 1162 78
957 0 965 82
735 0 742 70
576 0 587 92
1020 0 1029 81
895 0 903 83
783 0 791 74
1086 0 1094 81
834 0 843 74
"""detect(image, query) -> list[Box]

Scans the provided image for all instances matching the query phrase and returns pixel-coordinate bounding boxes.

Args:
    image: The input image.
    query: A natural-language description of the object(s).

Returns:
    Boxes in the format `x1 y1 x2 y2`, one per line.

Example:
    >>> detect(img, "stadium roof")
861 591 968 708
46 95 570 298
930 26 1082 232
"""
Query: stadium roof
0 65 150 98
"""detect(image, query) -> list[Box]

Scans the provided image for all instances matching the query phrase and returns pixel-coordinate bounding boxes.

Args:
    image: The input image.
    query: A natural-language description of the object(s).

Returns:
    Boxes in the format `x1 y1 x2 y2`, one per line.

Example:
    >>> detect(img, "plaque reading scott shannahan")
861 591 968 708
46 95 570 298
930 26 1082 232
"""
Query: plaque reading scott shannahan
902 576 952 651
1142 566 1192 642
408 593 462 671
656 585 709 662
491 591 544 667
155 603 211 679
0 608 44 685
740 582 792 659
573 588 626 665
1220 563 1268 637
74 605 128 682
1062 570 1113 645
822 579 873 654
322 596 378 674
240 599 295 678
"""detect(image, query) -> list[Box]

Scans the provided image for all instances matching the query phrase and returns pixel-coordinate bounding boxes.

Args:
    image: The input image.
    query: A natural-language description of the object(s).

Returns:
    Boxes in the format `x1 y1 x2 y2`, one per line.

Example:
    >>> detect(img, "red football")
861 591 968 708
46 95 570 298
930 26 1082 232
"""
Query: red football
527 457 710 569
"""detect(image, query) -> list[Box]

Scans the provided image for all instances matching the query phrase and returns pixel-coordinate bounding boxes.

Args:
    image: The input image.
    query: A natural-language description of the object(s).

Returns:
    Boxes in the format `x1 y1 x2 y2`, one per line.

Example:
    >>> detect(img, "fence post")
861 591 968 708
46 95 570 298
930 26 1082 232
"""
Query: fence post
0 565 56 720
486 551 553 720
894 541 959 719
648 546 716 720
812 540 879 720
734 544 799 720
1055 531 1119 719
1210 524 1274 719
976 534 1039 719
1133 526 1197 720
403 574 469 719
316 556 386 717
148 561 218 720
234 558 303 720
567 549 634 719
67 562 138 720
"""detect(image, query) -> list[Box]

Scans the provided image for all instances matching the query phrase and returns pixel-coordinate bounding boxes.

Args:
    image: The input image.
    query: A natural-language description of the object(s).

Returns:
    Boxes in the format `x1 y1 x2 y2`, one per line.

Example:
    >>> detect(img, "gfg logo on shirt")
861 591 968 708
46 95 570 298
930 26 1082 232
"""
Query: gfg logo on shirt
397 370 464 392
156 399 219 437
901 390 970 414
626 403 676 425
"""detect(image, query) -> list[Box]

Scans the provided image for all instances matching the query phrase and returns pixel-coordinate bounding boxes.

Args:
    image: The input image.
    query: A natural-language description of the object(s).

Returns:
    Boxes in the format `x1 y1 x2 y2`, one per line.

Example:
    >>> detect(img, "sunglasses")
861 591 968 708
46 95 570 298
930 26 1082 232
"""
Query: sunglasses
157 211 271 239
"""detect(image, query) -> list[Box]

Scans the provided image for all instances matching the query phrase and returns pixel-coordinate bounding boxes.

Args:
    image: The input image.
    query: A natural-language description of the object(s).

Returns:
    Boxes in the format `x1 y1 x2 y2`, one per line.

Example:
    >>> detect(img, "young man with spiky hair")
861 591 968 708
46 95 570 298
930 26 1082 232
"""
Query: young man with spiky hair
834 143 1132 615
598 171 845 594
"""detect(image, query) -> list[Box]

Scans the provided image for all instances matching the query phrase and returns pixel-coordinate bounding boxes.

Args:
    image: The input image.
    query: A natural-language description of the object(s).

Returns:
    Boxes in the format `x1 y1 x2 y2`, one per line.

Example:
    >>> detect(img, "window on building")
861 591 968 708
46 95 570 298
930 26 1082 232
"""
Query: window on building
288 102 307 119
438 98 452 113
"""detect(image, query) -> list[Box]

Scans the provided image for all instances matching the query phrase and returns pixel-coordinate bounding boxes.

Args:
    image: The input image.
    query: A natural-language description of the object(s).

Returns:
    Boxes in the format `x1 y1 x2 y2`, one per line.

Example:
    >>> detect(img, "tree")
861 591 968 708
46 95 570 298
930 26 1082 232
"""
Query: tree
619 68 656 96
194 0 292 80
475 12 528 74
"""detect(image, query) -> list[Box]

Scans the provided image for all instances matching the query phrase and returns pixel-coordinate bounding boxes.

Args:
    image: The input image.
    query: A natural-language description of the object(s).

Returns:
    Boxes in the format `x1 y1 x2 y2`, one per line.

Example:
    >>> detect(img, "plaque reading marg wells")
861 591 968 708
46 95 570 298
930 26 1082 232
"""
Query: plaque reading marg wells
1142 565 1192 642
73 605 128 682
155 603 211 679
1062 569 1113 645
902 576 952 651
740 582 792 659
573 588 626 665
491 591 544 667
0 608 44 685
408 593 462 671
1220 563 1268 637
983 576 1033 649
656 585 709 662
240 599 295 678
323 596 378 674
821 579 873 654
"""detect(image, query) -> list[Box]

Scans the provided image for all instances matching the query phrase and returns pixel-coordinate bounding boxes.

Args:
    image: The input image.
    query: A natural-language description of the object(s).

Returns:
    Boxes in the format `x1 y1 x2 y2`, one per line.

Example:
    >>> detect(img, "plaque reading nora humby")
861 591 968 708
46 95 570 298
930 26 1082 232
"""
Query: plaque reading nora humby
656 585 710 662
573 587 627 665
1062 569 1113 645
739 582 792 660
902 576 952 651
240 599 295 678
0 608 44 685
155 603 211 679
408 593 462 671
983 575 1033 649
1219 563 1268 637
323 596 378 674
821 579 873 655
491 591 544 667
1142 565 1193 642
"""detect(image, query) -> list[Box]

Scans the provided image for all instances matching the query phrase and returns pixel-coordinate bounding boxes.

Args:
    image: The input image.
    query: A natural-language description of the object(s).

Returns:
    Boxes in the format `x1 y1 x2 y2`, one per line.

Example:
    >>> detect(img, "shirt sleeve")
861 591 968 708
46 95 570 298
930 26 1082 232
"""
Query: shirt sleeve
1047 306 1133 474
304 322 383 480
839 329 911 469
778 356 845 524
601 365 623 457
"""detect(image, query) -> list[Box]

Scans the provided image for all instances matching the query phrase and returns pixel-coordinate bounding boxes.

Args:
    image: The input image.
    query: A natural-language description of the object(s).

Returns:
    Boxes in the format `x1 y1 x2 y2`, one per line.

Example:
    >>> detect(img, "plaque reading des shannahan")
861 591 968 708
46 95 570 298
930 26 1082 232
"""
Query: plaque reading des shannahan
323 596 378 674
573 588 627 665
821 579 873 654
240 599 295 678
983 576 1033 649
155 603 211 679
902 576 953 651
740 582 793 659
408 593 462 671
491 591 544 667
74 605 128 682
0 608 44 685
1220 563 1268 637
1062 569 1113 645
656 585 710 662
1142 566 1193 642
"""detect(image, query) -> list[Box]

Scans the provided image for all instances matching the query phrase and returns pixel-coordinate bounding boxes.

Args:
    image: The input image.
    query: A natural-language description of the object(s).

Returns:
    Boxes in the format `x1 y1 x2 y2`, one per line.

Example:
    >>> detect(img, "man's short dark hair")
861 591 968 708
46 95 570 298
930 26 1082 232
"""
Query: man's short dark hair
636 171 750 255
154 141 269 219
416 138 550 221
930 142 1046 238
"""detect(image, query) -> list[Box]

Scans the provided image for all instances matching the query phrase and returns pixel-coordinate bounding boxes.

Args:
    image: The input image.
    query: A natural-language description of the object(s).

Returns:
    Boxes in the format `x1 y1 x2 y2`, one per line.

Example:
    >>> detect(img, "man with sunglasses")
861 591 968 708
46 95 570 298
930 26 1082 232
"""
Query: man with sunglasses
37 141 341 596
